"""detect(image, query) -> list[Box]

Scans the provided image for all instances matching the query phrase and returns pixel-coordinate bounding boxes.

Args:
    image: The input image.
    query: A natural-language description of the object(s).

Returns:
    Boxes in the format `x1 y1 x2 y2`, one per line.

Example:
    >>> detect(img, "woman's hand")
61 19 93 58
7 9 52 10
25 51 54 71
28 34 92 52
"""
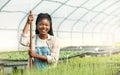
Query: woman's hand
27 11 34 24
22 11 34 35
29 49 47 61
29 50 37 58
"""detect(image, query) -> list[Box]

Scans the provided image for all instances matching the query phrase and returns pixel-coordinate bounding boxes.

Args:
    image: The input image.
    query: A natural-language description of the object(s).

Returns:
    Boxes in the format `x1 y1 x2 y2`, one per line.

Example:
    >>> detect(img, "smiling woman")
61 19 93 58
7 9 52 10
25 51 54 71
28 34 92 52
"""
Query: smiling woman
20 11 60 70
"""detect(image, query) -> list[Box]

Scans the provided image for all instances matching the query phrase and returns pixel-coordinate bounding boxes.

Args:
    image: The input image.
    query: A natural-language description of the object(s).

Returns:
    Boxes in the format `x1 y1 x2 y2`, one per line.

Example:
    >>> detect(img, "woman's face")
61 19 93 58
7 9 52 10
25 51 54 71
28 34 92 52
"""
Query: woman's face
36 18 50 35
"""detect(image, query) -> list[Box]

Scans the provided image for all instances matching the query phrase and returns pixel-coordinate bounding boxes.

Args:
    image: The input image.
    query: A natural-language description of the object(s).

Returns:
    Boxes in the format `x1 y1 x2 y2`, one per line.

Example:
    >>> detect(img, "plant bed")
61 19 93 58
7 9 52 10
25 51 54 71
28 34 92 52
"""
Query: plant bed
1 51 120 75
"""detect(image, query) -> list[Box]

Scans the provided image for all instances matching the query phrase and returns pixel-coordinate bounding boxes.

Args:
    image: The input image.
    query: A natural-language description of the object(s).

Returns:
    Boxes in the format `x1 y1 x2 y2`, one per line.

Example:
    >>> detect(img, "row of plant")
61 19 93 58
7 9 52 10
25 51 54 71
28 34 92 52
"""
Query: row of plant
0 50 82 60
10 55 120 75
1 50 120 75
0 51 28 60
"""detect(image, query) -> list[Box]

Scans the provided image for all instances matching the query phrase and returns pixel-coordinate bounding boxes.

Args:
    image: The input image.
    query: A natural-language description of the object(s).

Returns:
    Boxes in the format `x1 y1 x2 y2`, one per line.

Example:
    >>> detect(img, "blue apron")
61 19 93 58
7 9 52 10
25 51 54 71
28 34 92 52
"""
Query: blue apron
34 36 50 69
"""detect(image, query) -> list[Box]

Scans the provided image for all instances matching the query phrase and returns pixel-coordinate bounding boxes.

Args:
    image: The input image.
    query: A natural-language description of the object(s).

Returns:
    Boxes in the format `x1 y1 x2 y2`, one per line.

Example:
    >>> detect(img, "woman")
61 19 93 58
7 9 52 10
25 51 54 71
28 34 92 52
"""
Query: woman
20 11 60 70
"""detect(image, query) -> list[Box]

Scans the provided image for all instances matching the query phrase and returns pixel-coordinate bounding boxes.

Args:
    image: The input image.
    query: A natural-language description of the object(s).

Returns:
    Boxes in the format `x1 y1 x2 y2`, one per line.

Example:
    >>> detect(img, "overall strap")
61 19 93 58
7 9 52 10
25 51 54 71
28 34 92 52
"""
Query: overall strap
35 35 38 46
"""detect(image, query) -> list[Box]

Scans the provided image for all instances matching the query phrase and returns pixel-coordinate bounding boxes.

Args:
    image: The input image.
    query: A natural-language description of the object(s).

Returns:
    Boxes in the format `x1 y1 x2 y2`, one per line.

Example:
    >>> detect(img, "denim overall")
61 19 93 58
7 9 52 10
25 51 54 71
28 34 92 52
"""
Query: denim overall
34 36 50 69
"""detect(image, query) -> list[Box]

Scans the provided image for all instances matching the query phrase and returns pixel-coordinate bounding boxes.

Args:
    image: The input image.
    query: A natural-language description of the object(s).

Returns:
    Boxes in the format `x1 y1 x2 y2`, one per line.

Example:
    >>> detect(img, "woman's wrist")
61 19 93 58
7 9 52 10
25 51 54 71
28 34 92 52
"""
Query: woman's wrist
25 22 30 25
34 53 39 58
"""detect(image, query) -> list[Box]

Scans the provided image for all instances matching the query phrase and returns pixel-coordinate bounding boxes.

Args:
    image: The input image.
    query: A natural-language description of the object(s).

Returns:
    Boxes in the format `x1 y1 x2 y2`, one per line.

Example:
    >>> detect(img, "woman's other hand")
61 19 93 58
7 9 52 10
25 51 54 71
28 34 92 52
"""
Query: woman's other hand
29 49 37 57
27 11 34 24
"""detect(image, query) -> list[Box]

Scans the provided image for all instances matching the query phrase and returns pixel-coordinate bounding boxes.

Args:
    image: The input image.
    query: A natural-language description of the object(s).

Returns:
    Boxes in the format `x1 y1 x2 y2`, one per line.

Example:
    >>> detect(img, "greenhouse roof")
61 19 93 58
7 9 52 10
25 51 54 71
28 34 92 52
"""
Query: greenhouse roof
0 0 120 34
0 0 120 50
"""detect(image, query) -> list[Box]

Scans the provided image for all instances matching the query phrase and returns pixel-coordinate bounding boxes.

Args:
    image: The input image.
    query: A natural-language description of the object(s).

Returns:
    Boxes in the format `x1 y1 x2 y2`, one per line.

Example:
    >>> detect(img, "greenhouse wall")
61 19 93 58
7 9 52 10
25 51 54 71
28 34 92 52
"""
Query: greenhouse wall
0 0 120 52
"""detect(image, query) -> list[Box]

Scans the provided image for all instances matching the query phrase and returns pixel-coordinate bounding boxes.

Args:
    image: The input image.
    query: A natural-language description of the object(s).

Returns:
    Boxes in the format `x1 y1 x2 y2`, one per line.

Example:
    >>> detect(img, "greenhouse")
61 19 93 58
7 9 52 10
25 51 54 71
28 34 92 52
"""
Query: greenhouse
0 0 120 75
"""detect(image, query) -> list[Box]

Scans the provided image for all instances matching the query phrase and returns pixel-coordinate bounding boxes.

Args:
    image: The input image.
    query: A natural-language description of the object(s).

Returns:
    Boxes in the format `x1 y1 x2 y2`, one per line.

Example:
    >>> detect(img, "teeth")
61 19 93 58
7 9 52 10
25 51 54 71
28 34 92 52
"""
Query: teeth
42 30 45 31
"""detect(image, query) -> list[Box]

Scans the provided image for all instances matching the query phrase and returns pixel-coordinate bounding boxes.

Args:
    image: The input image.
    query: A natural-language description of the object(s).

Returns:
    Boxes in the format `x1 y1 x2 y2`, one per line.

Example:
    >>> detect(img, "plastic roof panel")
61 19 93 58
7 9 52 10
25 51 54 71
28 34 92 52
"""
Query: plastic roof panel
0 12 25 29
52 18 64 31
93 0 119 11
104 2 120 14
0 0 9 9
66 0 88 6
52 5 75 17
81 11 98 23
59 20 76 31
82 0 105 9
34 1 61 14
1 0 120 49
73 21 87 32
112 9 120 15
68 8 88 20
92 13 107 23
52 0 67 3
0 0 120 36
3 0 31 11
